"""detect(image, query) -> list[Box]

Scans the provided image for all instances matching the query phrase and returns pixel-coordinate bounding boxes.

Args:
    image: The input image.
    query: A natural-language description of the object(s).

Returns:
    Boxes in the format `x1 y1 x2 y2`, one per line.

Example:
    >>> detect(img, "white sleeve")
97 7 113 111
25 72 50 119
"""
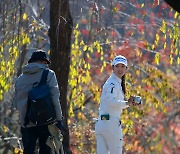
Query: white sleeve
102 83 128 109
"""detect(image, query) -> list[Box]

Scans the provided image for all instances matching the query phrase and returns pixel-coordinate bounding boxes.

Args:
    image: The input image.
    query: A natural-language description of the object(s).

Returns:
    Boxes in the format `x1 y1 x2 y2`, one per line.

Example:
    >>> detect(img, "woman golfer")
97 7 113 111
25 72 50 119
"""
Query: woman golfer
95 55 135 154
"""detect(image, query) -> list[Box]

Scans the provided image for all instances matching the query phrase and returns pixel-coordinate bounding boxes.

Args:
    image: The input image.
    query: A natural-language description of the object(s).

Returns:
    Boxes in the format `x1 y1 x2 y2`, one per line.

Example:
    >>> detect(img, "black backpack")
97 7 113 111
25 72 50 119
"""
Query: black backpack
24 69 56 126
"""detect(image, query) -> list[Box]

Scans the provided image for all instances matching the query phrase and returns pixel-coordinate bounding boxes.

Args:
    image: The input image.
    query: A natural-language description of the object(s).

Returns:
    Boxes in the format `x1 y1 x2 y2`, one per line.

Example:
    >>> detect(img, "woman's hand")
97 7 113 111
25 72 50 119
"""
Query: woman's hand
127 96 135 106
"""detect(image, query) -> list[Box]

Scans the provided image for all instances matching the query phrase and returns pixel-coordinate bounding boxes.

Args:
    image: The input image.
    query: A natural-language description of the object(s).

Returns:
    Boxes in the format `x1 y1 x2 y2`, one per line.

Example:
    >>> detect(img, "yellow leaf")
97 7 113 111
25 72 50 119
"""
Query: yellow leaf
155 53 160 65
48 50 50 55
68 119 71 124
74 39 78 45
3 125 9 133
19 149 23 154
174 11 178 18
72 60 76 66
0 95 2 100
136 48 142 57
87 63 90 69
135 112 139 118
136 70 140 76
80 40 84 46
83 45 87 51
100 66 104 72
0 45 3 52
175 48 178 55
170 55 173 65
97 47 101 53
14 148 19 154
113 6 117 13
177 57 180 65
105 38 109 44
89 47 93 53
170 48 173 54
33 19 37 24
152 44 155 50
75 24 79 29
23 13 28 20
103 61 106 67
163 42 166 49
150 146 154 150
76 45 79 50
156 34 159 41
155 34 159 46
141 3 144 8
77 112 85 120
22 34 30 45
160 20 166 34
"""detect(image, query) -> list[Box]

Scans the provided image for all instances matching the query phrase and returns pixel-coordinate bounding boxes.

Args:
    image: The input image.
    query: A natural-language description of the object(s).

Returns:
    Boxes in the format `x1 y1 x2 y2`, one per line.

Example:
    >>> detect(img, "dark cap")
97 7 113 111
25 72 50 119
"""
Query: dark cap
28 50 51 64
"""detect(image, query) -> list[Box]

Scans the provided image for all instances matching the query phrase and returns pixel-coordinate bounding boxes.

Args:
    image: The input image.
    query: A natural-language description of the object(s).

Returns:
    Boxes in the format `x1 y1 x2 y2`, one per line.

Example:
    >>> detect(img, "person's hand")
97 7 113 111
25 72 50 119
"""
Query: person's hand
127 96 135 106
56 120 63 131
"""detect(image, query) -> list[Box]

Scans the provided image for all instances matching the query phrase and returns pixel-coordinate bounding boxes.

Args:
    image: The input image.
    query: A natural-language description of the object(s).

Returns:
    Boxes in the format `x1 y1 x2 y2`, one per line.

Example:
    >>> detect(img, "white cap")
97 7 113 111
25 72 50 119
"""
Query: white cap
112 55 128 67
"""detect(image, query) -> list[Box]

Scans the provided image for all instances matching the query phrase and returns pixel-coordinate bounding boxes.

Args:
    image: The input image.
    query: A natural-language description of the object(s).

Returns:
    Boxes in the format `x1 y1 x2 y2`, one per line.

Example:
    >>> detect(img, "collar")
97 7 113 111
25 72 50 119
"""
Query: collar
111 72 122 84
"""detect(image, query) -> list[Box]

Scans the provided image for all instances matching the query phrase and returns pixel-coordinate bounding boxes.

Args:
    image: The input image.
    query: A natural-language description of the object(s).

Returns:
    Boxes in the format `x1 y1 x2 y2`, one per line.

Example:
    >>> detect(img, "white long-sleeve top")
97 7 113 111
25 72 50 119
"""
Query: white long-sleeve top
99 73 129 119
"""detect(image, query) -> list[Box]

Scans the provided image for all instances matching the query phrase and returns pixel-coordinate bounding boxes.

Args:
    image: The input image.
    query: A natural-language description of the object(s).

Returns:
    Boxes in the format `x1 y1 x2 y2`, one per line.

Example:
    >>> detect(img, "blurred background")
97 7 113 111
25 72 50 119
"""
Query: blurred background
0 0 179 153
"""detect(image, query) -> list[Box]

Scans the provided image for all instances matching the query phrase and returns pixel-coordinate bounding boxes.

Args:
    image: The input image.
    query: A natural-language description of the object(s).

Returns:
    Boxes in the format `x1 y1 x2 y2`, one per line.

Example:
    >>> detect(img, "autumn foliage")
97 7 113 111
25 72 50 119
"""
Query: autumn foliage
0 0 179 153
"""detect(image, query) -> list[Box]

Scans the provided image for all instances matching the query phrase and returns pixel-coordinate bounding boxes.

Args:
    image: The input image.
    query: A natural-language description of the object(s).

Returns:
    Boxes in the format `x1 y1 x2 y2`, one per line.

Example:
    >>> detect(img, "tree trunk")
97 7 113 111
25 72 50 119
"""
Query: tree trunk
49 0 73 153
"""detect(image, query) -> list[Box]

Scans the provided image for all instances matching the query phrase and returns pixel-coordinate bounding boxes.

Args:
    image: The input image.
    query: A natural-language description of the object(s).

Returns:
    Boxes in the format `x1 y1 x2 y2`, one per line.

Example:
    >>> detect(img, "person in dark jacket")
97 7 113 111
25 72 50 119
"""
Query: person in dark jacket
15 50 63 154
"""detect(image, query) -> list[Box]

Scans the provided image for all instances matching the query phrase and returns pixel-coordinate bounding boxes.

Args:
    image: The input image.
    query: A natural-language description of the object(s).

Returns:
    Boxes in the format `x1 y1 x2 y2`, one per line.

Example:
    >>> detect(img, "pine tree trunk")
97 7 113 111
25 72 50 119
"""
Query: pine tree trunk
49 0 73 153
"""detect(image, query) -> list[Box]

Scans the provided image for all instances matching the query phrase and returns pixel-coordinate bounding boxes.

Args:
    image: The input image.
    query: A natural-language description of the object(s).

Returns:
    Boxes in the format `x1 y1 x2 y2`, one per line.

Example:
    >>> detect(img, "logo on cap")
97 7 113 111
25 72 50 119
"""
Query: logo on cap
113 55 128 66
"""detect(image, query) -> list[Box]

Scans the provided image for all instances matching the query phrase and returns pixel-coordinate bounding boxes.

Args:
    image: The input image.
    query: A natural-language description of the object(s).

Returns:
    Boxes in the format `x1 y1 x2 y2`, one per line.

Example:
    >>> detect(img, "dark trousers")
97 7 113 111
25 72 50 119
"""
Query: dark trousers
21 125 52 154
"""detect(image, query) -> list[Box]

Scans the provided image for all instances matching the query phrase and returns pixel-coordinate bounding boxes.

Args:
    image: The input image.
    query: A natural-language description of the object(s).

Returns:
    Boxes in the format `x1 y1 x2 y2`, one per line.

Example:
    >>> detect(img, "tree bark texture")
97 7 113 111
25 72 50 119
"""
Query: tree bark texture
49 0 73 153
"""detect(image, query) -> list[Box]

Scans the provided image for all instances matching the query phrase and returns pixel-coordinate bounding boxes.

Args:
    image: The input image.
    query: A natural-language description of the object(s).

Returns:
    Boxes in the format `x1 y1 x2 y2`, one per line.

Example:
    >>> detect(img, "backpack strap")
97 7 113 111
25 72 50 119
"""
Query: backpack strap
39 69 49 85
